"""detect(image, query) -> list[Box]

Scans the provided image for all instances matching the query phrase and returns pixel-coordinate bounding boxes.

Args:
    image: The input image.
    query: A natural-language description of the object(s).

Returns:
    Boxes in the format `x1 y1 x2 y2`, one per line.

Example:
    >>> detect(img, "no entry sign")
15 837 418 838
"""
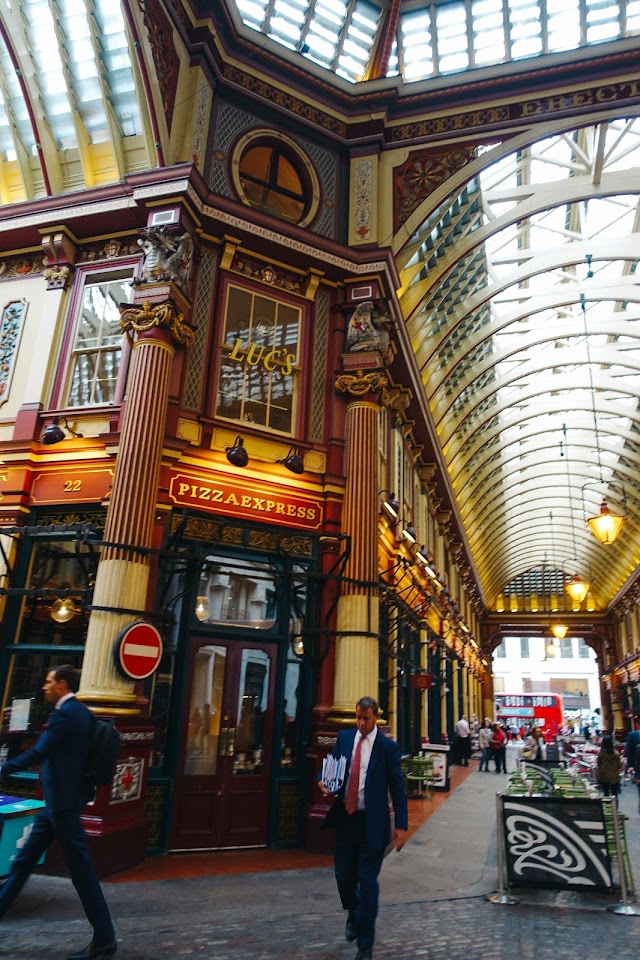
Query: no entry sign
114 621 163 680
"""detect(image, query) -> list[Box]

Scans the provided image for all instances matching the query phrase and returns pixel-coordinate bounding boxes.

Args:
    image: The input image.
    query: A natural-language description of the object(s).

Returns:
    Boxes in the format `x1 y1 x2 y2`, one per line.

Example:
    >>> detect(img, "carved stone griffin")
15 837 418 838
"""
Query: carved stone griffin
133 226 193 296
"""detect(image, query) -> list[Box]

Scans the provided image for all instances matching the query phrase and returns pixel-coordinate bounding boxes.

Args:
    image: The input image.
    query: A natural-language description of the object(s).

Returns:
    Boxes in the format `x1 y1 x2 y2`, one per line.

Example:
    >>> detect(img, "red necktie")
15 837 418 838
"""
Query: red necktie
345 735 363 815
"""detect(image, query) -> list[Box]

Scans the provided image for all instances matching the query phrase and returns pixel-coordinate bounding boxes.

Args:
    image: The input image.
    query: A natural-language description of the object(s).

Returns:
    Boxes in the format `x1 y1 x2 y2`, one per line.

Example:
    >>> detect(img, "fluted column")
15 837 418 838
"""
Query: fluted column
332 366 389 721
79 289 194 711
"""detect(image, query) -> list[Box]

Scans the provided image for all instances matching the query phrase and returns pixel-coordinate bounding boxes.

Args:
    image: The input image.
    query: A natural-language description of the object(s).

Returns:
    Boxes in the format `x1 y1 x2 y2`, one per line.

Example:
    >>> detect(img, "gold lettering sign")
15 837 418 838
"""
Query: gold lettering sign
169 472 323 530
224 338 296 376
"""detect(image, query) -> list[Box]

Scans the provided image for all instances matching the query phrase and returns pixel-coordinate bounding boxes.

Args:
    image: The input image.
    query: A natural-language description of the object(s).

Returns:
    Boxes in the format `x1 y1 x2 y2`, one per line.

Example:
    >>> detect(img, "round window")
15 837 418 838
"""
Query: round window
232 131 320 227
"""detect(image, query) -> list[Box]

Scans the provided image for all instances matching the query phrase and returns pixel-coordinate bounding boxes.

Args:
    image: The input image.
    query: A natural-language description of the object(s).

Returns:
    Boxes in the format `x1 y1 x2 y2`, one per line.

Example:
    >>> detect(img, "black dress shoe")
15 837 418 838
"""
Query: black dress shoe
355 950 372 960
345 911 357 942
65 940 117 960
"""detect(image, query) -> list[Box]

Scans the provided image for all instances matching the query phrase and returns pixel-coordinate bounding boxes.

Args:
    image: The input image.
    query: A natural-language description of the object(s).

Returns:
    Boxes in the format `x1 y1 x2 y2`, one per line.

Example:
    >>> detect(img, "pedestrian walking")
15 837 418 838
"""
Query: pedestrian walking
454 715 471 766
490 722 507 773
319 696 408 960
595 734 621 797
478 719 492 771
0 665 117 960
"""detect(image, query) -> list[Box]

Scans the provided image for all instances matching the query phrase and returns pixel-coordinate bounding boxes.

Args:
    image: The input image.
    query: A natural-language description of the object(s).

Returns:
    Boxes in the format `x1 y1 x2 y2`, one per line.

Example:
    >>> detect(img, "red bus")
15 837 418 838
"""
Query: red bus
494 693 564 740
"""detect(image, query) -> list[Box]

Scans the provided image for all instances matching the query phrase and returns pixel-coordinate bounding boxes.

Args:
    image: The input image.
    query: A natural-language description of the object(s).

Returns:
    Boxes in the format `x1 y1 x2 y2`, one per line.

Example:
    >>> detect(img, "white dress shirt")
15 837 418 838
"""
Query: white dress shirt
347 727 378 811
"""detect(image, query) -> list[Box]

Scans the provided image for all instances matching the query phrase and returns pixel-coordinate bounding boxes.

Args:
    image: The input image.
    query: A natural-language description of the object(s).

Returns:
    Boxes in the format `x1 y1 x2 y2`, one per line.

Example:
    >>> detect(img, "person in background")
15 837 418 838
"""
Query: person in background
595 734 621 797
490 722 507 773
319 696 408 960
521 726 546 762
455 715 471 767
478 719 493 772
625 719 640 772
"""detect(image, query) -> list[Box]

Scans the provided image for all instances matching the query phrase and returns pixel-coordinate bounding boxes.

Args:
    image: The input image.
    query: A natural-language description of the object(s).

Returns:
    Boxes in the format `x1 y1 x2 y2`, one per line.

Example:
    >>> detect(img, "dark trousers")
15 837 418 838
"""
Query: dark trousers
0 809 114 945
334 810 384 952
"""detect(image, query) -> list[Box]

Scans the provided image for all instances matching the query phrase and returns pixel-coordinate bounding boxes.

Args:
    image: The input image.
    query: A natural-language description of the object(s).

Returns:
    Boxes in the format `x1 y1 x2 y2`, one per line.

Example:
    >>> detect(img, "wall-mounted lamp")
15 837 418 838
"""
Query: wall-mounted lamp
225 436 248 467
194 595 210 622
41 417 83 445
415 546 436 579
50 597 79 623
400 521 416 544
379 491 399 521
278 447 305 475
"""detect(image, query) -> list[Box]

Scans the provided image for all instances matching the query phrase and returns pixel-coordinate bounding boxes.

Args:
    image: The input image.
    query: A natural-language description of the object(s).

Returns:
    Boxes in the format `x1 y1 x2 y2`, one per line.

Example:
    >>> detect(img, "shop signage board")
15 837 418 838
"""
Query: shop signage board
501 796 613 890
169 470 323 530
114 622 163 680
30 467 113 504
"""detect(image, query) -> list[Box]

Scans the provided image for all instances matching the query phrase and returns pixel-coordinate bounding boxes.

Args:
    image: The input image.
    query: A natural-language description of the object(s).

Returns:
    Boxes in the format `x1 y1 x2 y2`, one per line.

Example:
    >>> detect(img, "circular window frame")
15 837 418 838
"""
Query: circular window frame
231 130 321 228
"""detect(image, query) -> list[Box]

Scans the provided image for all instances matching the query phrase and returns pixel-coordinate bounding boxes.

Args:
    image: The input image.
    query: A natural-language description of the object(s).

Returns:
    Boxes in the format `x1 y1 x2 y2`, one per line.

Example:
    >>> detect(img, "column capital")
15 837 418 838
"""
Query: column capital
120 297 195 348
335 367 389 398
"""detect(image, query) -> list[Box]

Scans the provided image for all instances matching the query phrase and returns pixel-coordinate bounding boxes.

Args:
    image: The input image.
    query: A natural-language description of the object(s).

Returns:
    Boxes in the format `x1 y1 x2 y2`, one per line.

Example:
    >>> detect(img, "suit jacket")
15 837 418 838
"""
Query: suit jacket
1 696 94 813
322 728 408 850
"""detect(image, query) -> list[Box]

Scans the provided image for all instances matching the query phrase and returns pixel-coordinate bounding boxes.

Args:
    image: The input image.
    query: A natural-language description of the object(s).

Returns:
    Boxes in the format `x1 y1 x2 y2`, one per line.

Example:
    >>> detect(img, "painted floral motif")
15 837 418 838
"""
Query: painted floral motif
0 300 27 405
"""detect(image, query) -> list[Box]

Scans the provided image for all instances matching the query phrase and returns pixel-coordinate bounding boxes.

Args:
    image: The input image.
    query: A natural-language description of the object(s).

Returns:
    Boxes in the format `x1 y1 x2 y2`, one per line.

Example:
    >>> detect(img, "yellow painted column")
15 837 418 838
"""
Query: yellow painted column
79 287 194 712
332 361 390 721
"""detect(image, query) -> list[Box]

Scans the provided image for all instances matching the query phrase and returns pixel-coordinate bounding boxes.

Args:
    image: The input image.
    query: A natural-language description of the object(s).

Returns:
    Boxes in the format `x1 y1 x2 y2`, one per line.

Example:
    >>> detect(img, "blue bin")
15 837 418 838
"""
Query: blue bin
0 795 46 876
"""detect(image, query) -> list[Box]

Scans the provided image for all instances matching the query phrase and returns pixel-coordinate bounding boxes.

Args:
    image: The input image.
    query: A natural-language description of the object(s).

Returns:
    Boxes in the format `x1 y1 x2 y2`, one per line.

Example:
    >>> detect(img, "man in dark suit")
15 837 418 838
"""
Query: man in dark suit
0 664 116 960
319 696 408 960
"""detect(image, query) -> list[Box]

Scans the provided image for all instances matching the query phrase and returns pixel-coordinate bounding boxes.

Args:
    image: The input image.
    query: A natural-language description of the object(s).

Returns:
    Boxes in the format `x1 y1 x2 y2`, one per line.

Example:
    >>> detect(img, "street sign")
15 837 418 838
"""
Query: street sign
114 621 163 680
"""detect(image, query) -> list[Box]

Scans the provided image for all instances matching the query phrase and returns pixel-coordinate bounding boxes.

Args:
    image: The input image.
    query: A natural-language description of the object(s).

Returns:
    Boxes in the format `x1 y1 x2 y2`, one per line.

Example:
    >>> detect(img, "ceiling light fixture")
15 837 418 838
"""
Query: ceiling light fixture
578 264 626 545
549 623 568 640
561 423 591 606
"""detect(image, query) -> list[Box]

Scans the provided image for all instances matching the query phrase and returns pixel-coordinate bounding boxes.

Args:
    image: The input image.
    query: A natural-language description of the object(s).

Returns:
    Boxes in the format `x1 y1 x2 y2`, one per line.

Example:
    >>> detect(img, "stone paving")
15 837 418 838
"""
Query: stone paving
2 767 640 960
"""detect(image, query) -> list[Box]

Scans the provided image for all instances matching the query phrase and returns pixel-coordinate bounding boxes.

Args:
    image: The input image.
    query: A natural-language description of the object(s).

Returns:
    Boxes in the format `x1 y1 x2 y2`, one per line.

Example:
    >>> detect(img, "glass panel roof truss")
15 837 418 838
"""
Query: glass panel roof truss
402 118 640 606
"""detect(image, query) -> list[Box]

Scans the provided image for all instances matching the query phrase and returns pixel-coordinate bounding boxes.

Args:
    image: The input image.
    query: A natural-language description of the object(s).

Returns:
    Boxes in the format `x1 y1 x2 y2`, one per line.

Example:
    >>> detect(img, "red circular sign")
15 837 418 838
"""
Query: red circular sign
114 621 163 680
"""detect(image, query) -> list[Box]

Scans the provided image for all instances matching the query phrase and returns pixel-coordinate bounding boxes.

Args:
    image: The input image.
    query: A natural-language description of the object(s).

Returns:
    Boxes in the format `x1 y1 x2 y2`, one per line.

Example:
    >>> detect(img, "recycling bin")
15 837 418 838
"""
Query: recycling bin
0 794 46 876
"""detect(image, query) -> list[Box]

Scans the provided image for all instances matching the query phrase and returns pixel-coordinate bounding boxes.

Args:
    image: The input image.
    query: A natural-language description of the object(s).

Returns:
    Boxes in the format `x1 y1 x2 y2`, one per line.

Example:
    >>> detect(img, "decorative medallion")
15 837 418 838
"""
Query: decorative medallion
393 145 477 232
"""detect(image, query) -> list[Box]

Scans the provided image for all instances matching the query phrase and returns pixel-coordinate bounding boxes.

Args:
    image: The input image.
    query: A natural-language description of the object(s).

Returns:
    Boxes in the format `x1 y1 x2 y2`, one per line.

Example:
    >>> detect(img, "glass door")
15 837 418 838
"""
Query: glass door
170 638 275 850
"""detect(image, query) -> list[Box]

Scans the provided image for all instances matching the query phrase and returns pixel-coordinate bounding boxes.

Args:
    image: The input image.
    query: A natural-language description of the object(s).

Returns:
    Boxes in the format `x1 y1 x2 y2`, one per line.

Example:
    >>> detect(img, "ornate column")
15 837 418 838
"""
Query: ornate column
332 364 388 718
79 282 194 711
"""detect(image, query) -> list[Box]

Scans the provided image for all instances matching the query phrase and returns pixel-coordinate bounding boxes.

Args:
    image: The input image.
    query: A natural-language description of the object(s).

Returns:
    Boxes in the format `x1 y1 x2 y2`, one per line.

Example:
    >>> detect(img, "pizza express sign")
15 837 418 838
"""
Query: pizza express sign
169 472 323 530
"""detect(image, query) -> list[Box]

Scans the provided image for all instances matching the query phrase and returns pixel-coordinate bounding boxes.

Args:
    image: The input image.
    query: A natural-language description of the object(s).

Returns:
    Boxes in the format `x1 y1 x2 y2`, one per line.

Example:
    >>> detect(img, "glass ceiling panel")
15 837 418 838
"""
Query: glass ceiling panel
402 118 640 607
231 0 638 82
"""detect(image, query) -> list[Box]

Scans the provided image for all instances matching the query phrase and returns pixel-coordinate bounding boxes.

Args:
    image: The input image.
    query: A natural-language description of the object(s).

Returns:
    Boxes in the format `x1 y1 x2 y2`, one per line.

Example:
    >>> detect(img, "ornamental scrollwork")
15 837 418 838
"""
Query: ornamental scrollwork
334 370 389 397
119 300 195 348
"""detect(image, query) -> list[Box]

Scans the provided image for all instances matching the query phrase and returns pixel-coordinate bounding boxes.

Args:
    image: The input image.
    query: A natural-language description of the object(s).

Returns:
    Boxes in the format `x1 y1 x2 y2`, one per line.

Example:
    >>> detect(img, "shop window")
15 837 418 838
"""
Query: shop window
232 132 320 227
13 537 96 645
195 554 278 629
215 284 301 434
63 270 132 407
578 638 591 658
520 637 530 658
560 638 574 658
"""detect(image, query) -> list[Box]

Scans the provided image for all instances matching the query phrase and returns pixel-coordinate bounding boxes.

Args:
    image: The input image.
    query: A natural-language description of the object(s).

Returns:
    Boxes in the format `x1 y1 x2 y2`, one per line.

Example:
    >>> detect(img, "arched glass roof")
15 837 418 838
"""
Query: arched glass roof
231 0 640 84
399 118 640 609
0 0 147 201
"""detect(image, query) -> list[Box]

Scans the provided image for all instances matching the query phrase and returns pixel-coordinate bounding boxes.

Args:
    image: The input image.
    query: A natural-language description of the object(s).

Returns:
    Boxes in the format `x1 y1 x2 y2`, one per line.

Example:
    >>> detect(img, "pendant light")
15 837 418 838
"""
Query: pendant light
579 261 626 544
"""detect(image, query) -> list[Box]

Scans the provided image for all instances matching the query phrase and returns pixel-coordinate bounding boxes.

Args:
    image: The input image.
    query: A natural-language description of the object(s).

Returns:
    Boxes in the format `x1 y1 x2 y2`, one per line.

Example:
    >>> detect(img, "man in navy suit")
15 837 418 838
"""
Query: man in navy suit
319 696 408 960
0 664 116 960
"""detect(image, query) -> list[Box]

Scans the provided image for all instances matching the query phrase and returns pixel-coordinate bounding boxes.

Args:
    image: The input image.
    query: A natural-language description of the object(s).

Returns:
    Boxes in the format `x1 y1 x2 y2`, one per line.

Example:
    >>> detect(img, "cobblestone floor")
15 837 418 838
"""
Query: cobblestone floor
2 768 639 960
